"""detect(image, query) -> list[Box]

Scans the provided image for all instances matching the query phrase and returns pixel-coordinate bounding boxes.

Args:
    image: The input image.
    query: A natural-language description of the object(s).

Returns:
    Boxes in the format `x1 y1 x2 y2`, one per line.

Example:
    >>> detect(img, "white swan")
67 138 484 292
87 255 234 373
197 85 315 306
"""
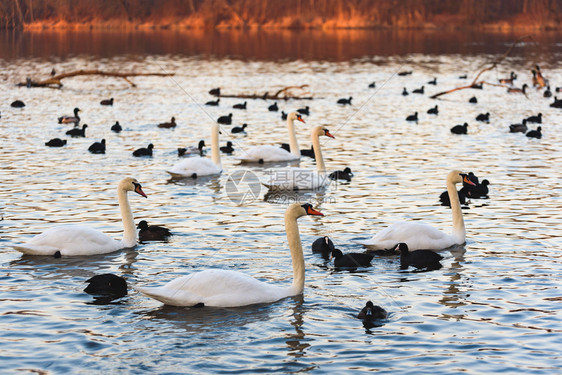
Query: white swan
358 170 475 250
14 177 147 256
236 112 305 163
167 123 222 178
137 202 323 307
262 125 334 190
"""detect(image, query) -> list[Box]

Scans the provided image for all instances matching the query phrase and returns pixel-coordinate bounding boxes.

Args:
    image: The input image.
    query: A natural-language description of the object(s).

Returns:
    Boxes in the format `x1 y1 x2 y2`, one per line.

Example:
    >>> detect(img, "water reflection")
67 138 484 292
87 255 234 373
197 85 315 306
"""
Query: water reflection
143 301 278 333
284 295 310 358
166 174 221 188
10 249 140 278
1 29 561 63
264 187 330 206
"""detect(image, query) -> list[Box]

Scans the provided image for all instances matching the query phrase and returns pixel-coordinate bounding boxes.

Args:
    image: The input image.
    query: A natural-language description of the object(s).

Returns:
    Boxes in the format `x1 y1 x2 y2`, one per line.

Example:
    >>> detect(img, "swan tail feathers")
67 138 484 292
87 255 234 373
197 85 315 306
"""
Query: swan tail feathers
136 286 203 307
13 244 59 256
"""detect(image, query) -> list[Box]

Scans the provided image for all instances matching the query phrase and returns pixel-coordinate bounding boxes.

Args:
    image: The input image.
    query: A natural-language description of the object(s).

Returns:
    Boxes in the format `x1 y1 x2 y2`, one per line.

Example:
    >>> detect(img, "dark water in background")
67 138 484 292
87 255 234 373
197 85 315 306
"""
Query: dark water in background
0 30 561 374
1 29 562 63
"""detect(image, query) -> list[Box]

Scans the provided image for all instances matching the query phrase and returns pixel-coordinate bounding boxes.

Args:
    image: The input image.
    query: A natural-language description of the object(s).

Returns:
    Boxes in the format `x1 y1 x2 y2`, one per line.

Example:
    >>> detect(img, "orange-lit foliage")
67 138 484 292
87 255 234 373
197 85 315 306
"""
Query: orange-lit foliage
1 0 561 30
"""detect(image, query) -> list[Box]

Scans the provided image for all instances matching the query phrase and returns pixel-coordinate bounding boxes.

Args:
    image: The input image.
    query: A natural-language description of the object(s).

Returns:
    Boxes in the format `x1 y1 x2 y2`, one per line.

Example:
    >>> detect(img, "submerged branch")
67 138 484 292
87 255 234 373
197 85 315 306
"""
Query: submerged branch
430 35 532 99
218 85 313 100
18 70 175 88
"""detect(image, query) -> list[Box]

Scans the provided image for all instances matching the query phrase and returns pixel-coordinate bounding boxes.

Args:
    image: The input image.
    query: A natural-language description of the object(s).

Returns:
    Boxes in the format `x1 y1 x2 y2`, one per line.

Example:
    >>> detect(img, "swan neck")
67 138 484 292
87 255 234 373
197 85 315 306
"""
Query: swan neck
285 211 305 295
287 117 300 157
447 179 465 241
211 123 221 168
311 131 326 173
118 188 137 247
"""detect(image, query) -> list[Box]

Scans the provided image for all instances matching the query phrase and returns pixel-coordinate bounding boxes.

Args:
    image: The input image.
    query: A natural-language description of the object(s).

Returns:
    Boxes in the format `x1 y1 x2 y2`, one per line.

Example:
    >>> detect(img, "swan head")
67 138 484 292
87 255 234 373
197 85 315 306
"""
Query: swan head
448 170 476 186
119 177 147 198
312 126 335 139
288 112 306 124
287 202 323 219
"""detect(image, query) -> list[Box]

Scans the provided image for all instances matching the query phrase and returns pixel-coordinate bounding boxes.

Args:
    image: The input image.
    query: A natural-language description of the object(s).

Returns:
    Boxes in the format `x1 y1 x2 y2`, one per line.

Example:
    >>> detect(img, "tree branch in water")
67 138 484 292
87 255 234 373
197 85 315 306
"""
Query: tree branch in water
430 35 533 99
217 85 313 100
18 70 175 88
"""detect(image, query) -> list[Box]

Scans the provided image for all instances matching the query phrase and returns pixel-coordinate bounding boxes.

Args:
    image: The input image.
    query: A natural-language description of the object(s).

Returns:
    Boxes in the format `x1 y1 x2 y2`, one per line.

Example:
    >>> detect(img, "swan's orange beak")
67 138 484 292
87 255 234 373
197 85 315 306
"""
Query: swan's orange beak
324 130 335 139
135 184 148 198
306 206 323 216
463 175 476 186
296 114 306 124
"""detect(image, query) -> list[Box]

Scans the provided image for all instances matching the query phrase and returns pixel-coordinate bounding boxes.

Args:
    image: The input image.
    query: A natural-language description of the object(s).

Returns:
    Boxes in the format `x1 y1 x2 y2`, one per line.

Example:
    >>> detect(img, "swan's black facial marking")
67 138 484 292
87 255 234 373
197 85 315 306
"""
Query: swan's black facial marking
132 182 147 198
54 251 61 258
301 203 323 216
301 203 312 211
460 174 476 186
323 129 335 138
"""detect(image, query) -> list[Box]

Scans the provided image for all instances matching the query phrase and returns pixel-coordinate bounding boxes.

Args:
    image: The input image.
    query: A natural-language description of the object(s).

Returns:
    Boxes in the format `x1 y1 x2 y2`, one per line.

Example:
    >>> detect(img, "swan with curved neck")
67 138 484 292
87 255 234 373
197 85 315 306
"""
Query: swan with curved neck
359 170 475 250
263 125 334 190
137 203 323 307
14 178 147 256
237 112 305 163
167 123 222 178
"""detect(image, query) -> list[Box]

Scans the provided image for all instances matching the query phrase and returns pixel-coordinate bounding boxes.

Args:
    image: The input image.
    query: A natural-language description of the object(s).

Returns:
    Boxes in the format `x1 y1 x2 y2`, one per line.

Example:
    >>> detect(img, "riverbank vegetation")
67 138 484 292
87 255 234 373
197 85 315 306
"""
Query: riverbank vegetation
1 0 561 30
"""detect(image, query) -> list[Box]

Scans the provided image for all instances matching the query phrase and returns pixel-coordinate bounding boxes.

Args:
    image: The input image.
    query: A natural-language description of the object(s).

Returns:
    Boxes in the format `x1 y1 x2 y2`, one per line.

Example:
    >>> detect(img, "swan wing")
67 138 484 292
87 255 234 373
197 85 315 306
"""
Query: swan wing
236 146 299 163
138 269 289 307
262 168 330 190
14 225 122 256
358 221 455 250
167 157 221 177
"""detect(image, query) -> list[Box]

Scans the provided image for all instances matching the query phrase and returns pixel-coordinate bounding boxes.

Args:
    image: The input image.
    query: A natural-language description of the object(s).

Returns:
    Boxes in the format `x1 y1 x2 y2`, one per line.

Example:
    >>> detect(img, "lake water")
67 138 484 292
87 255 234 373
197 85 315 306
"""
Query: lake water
1 29 561 374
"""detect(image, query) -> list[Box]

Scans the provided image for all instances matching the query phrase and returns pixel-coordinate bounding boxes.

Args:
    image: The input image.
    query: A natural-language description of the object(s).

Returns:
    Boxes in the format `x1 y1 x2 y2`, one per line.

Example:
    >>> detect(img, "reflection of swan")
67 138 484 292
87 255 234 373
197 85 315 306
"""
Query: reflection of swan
14 178 147 256
262 126 334 190
236 112 305 163
137 203 323 307
167 123 222 178
359 170 475 250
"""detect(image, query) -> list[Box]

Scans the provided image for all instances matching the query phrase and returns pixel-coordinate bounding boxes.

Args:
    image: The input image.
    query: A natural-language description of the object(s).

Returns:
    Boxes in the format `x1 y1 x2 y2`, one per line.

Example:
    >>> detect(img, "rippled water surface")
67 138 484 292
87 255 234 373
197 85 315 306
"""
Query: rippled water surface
1 30 561 374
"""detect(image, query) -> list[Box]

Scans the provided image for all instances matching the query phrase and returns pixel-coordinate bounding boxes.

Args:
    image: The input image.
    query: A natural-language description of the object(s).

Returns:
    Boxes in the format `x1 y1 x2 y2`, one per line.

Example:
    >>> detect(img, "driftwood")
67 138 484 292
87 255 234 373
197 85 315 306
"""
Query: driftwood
217 84 313 100
430 35 532 99
18 70 175 88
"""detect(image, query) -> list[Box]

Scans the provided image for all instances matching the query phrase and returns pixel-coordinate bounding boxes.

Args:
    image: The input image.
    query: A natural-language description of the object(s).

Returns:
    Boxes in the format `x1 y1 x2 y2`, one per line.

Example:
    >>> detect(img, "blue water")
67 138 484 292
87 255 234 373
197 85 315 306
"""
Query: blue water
1 30 561 374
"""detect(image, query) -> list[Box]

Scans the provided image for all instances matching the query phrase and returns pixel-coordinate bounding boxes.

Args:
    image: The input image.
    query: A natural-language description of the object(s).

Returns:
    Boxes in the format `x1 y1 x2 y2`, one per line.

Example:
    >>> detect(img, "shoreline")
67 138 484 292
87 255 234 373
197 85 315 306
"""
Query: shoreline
16 19 561 33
